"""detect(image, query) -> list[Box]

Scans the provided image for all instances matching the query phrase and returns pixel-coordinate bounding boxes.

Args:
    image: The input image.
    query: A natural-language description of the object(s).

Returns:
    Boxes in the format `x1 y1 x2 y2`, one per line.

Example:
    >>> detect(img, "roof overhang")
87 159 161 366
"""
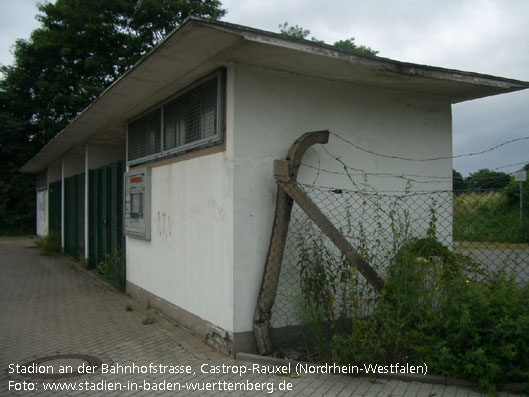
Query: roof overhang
21 17 529 173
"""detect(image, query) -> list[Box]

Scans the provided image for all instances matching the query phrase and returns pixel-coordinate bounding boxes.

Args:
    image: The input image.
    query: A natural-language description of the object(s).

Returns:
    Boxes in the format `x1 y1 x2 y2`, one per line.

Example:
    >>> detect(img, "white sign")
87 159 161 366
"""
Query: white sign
514 171 527 182
124 168 151 240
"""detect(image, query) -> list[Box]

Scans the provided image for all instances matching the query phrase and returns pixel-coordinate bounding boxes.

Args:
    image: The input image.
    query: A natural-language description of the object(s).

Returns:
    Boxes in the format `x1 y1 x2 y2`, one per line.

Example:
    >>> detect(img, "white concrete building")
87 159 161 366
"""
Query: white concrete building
22 18 529 354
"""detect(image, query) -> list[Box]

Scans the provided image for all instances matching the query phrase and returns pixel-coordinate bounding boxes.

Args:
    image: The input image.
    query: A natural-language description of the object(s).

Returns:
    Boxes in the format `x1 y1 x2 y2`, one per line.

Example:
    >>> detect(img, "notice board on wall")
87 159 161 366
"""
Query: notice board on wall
124 168 151 240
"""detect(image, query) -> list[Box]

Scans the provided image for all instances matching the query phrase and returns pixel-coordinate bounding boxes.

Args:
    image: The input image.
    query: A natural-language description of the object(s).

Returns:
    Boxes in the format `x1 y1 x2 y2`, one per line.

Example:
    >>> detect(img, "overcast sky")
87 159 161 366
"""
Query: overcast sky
1 0 528 176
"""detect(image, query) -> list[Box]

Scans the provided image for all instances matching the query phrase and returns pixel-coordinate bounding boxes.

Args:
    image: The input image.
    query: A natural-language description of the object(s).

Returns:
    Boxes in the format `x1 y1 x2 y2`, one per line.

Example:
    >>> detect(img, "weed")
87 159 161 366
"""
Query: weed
78 256 88 269
454 189 529 243
142 316 154 325
35 233 61 256
294 194 529 394
125 304 132 312
96 250 126 291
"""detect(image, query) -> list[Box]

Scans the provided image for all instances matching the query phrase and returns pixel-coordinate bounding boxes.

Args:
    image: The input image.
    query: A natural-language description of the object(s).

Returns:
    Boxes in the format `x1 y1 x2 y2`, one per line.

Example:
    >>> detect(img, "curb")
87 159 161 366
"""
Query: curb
235 352 524 394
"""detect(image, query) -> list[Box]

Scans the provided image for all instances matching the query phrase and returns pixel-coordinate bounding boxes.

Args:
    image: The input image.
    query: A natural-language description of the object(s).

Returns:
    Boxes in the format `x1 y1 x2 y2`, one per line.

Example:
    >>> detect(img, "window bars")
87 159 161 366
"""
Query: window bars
127 70 224 166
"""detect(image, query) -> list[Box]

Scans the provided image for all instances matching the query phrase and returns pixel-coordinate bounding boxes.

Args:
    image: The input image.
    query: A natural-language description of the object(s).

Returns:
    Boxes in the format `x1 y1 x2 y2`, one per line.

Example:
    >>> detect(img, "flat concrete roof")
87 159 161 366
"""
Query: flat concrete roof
22 17 529 173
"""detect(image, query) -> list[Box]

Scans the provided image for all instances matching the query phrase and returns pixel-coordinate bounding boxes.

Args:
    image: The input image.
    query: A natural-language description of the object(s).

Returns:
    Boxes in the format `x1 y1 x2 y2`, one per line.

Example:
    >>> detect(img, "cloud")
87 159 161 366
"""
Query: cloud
0 0 41 67
221 0 529 175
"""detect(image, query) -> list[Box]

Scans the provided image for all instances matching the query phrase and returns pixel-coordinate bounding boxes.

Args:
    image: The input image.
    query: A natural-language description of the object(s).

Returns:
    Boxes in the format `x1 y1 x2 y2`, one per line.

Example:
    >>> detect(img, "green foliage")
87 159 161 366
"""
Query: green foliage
416 272 529 393
504 178 529 204
297 234 357 327
329 239 529 393
296 201 529 393
453 190 529 243
0 107 37 234
35 233 62 255
333 38 378 55
466 169 511 190
278 21 378 55
453 169 466 192
278 22 311 40
0 0 226 234
97 250 126 291
142 315 154 325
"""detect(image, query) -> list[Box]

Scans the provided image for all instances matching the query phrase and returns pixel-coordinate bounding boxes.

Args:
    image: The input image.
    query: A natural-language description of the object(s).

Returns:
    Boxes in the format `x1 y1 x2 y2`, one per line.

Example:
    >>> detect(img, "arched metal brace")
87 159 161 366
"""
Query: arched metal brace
253 130 384 355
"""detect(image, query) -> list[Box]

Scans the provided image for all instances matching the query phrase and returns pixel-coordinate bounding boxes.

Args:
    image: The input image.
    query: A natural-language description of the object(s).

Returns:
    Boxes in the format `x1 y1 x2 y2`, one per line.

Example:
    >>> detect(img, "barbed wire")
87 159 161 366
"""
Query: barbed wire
296 181 452 196
491 160 529 171
298 181 523 196
302 160 525 185
329 131 529 162
270 132 529 352
303 144 526 188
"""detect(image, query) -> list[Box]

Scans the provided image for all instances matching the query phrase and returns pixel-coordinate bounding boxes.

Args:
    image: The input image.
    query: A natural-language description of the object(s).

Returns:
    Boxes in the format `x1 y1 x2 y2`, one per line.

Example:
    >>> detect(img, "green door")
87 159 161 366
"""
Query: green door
88 162 123 269
64 173 85 259
48 181 62 236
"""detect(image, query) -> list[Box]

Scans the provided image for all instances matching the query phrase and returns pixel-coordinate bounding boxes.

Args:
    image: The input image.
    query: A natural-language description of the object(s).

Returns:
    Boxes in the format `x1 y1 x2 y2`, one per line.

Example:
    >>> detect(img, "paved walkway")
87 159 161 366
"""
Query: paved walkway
0 237 517 396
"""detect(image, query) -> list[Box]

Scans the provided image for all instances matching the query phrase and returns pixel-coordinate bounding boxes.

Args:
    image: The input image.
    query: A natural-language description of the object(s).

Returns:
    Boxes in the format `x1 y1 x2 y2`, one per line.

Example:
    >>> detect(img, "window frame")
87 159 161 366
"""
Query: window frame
126 69 225 166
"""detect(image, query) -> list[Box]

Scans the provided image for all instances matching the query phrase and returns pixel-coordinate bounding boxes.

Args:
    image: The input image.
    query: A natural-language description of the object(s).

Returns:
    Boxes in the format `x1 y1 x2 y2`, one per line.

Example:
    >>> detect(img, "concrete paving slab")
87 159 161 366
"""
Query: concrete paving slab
0 237 521 396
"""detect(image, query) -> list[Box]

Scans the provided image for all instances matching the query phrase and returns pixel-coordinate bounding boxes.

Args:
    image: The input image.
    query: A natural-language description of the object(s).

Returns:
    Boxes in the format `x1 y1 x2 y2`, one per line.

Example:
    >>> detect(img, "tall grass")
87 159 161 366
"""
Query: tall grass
453 190 529 243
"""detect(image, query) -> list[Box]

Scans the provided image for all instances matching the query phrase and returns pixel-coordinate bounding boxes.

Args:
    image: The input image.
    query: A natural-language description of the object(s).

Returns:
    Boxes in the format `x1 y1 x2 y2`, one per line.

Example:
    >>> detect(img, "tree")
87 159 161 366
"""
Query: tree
453 169 466 192
3 0 226 144
334 38 378 55
466 169 511 191
278 22 311 40
0 0 226 234
279 21 378 55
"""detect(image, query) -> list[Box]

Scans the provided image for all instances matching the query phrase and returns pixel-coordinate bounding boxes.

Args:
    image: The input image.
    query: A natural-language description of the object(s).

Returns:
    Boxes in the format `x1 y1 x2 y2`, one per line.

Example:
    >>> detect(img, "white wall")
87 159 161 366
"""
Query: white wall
124 63 454 342
230 64 453 333
126 152 235 333
36 190 48 236
126 70 236 334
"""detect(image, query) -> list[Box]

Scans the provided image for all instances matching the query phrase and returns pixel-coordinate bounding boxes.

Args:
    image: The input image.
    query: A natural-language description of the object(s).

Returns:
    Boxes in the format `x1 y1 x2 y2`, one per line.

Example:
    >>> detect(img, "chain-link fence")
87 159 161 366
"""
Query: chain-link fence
453 188 529 283
267 183 529 354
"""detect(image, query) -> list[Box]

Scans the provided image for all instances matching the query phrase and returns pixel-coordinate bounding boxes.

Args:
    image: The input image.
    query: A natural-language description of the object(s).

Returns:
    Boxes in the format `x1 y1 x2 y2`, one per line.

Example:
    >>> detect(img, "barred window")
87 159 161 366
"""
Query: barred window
127 70 223 165
128 108 162 162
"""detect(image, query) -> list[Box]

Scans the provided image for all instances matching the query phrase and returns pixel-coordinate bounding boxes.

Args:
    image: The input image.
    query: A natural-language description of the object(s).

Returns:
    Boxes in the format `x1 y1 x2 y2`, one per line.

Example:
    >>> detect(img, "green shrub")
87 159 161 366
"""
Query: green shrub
418 272 529 393
295 195 529 393
329 239 529 394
